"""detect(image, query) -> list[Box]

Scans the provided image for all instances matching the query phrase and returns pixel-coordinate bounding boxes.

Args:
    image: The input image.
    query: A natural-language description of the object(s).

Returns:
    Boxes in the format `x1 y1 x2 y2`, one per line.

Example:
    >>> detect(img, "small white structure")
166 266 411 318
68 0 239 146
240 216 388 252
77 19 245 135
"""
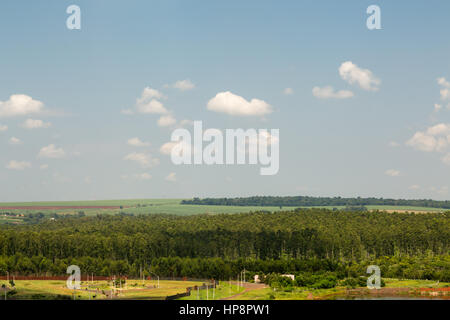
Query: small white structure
254 275 260 283
281 274 295 281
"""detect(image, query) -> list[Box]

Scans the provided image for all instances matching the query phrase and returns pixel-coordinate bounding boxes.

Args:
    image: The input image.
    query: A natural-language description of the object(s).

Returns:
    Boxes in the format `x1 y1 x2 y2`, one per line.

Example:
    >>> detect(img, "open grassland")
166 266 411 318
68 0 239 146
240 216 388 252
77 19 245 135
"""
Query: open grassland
0 279 204 300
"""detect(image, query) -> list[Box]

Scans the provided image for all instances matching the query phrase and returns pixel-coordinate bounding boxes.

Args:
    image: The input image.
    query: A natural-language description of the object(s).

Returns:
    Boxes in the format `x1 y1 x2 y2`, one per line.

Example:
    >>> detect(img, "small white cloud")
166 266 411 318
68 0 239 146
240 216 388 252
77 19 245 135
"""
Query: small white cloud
160 141 193 156
434 104 442 112
137 99 168 114
138 87 165 101
283 88 294 95
339 61 380 91
160 141 178 155
127 137 150 147
165 172 176 182
9 137 22 145
137 173 152 180
125 87 169 115
179 119 193 127
440 88 450 101
38 144 66 159
124 152 159 168
157 114 176 127
121 173 152 180
0 124 7 132
121 109 134 115
441 153 450 165
385 169 400 177
22 118 51 129
438 77 450 88
6 160 31 170
207 91 272 117
388 141 400 147
173 79 195 91
40 164 49 170
0 94 45 118
312 86 354 99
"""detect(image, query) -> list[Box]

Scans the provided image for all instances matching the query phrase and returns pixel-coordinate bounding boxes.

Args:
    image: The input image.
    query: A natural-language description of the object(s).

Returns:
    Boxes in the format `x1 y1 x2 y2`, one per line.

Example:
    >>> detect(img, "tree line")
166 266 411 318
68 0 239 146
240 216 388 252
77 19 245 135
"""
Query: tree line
181 196 450 209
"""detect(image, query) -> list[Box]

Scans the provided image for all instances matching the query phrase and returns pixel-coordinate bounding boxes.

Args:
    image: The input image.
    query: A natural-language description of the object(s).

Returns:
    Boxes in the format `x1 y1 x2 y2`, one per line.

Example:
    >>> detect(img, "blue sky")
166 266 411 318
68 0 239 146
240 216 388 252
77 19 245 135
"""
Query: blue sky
1 0 450 201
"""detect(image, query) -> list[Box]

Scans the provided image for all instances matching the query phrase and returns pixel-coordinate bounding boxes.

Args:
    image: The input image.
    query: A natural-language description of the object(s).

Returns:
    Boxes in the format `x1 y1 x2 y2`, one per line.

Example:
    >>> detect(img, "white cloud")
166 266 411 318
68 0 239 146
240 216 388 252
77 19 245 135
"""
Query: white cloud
124 152 159 168
38 144 66 159
173 79 195 91
406 123 450 152
9 137 22 145
430 185 449 195
434 104 442 112
40 164 49 170
127 137 150 147
438 77 450 88
385 169 400 177
22 118 51 129
0 94 45 118
339 61 380 91
312 86 354 99
165 172 177 182
207 91 272 117
409 184 420 190
157 114 176 127
283 88 294 95
437 77 450 100
6 160 31 170
137 99 168 114
0 125 7 132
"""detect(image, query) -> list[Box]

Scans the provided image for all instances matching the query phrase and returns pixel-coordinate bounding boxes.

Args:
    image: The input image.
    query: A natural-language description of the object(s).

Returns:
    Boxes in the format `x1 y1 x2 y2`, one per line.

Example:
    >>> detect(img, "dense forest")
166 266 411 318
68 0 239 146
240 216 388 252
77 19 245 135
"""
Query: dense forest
181 196 450 209
0 209 448 281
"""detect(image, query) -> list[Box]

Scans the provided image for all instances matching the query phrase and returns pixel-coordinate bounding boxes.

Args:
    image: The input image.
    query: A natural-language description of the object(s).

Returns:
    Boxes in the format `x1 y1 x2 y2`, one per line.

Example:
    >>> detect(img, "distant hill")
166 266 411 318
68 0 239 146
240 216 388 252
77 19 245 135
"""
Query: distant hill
181 196 450 209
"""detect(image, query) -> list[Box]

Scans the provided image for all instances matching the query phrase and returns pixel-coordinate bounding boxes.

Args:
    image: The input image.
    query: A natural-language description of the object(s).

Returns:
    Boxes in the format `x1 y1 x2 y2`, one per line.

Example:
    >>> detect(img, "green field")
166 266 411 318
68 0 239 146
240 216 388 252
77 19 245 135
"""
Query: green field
0 199 447 225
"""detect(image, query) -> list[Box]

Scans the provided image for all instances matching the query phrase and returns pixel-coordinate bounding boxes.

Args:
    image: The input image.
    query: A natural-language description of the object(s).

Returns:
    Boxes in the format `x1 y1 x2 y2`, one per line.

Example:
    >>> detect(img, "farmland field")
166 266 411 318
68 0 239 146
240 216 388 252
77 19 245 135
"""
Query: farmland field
2 278 447 300
0 198 447 225
0 279 205 300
